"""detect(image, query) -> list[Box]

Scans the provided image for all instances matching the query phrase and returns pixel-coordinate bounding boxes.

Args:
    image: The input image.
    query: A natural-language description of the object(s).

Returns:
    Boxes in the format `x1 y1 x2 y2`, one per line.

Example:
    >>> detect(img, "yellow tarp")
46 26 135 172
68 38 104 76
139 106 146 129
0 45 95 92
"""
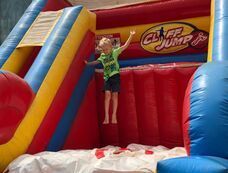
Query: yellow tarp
17 11 62 47
68 0 160 10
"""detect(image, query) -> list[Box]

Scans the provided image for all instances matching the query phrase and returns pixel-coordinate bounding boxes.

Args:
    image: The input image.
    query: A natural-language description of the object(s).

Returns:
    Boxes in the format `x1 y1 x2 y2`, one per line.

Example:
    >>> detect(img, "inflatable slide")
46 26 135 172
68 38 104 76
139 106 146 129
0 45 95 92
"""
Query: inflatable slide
0 0 228 172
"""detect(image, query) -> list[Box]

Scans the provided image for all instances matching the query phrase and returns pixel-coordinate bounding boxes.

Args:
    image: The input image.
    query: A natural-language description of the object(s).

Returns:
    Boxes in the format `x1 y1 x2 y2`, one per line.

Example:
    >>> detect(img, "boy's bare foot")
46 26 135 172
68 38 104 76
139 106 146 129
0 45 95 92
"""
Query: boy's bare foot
103 120 109 124
103 115 109 124
111 115 117 124
103 119 109 124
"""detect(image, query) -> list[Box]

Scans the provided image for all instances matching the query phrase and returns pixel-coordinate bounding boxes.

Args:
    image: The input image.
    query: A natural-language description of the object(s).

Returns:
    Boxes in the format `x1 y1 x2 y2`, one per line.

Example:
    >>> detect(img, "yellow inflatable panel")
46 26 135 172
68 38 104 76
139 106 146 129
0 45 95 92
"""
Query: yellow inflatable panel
2 47 34 74
207 0 214 62
96 16 210 43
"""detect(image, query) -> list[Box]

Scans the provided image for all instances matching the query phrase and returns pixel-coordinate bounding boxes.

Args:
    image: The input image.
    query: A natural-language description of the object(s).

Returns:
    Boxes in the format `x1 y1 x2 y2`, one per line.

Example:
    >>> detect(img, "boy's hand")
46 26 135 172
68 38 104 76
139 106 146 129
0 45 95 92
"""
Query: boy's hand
84 60 88 64
130 30 136 36
120 30 136 52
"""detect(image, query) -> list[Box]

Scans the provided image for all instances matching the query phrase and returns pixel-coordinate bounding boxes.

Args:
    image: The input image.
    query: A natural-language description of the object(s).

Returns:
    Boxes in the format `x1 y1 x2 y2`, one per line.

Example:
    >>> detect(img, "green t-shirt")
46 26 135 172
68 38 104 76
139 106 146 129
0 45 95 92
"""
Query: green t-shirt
97 47 122 81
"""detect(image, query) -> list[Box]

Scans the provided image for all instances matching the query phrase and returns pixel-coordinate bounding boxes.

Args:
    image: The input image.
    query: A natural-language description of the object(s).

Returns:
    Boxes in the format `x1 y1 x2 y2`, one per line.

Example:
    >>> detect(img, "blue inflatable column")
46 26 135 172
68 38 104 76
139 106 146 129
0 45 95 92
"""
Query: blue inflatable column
157 0 228 172
212 0 228 61
186 0 228 157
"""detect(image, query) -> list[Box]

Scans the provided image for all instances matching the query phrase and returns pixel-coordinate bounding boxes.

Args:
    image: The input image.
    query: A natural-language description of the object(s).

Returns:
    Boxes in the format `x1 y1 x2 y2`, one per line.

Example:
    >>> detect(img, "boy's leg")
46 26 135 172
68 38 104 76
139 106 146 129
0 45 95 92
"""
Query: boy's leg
110 74 120 124
111 92 118 124
104 91 111 124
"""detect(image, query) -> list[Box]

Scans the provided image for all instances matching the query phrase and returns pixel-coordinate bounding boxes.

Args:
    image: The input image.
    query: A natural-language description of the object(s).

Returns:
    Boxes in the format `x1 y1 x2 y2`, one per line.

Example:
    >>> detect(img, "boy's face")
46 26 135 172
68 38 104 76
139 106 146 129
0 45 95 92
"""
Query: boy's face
101 44 112 55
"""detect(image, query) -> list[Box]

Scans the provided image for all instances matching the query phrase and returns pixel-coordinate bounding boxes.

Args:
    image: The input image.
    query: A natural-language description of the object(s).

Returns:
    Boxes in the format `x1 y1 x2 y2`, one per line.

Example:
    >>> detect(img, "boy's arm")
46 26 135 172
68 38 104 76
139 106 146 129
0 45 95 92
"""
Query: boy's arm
120 30 136 52
84 60 100 66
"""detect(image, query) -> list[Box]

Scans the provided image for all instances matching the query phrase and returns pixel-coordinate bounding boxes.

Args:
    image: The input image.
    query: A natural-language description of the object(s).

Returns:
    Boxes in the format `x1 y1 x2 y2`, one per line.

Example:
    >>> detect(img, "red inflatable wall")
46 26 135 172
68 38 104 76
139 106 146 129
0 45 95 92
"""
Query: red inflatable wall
42 0 71 11
95 63 199 148
63 78 100 150
95 0 210 29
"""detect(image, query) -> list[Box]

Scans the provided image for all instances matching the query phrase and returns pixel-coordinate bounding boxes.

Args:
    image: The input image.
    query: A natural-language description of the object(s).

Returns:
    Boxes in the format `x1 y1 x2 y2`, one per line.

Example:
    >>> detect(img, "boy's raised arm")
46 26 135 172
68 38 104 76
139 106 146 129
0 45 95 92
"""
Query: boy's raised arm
120 30 136 52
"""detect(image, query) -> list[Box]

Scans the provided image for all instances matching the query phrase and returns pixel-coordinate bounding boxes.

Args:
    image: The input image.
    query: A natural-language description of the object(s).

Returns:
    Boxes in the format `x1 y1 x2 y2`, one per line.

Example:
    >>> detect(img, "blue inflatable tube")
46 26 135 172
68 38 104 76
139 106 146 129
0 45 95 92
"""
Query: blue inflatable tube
212 0 228 61
24 6 83 93
157 156 228 173
0 0 47 67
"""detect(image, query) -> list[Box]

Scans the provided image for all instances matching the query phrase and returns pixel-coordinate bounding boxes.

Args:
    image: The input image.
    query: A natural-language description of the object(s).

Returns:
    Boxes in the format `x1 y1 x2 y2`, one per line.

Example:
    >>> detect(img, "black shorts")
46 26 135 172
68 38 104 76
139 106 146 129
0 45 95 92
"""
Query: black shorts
104 74 120 92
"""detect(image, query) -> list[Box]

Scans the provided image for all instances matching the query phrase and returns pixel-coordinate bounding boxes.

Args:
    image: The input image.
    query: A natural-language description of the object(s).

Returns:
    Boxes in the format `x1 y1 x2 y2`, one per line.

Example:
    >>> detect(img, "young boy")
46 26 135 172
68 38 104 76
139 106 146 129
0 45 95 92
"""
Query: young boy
85 30 135 124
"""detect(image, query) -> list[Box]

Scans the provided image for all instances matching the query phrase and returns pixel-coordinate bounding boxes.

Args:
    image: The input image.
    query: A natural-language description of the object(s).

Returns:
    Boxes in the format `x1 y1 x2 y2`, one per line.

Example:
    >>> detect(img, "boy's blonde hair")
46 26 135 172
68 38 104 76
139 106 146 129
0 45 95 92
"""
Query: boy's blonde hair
98 37 112 48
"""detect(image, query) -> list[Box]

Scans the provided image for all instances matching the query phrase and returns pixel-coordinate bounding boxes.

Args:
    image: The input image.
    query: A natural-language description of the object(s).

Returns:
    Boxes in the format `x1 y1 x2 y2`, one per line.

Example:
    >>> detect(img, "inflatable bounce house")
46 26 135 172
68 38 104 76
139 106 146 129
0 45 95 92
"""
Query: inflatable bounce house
0 0 228 172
